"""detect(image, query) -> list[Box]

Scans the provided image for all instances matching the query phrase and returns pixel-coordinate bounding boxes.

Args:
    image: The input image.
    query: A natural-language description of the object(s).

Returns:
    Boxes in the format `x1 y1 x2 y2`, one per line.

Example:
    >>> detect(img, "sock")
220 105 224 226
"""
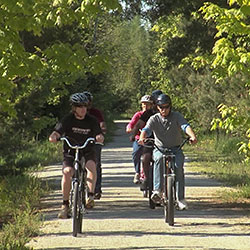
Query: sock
63 200 69 206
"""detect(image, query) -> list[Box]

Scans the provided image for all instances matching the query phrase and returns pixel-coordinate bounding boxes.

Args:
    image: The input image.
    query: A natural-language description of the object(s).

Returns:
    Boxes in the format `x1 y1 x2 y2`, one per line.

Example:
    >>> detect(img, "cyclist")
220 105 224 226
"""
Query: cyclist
130 90 163 188
126 95 153 184
83 91 106 200
49 93 104 218
138 93 197 210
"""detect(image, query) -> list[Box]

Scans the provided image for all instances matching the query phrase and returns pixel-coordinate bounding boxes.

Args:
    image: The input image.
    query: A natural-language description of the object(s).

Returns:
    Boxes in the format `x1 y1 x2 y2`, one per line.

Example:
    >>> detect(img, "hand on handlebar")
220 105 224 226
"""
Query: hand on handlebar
49 131 60 143
96 133 104 144
189 136 197 145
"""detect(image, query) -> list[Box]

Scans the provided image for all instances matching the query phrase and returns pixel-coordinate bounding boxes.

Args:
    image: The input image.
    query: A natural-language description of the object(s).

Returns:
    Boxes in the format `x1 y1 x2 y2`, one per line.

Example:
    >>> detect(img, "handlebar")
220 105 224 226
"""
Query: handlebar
59 137 96 149
143 137 189 154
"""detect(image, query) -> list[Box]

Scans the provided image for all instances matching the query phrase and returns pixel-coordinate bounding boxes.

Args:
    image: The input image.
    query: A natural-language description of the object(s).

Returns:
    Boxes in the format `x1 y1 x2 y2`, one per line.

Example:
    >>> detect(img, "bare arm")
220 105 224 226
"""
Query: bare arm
49 131 61 143
129 119 145 141
100 121 107 135
138 129 147 145
186 126 197 144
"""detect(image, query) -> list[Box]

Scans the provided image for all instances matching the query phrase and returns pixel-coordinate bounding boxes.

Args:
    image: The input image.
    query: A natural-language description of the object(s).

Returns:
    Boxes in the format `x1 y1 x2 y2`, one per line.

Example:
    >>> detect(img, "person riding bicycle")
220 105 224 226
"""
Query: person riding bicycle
130 90 163 188
126 95 153 184
49 93 104 218
83 91 106 200
138 93 197 210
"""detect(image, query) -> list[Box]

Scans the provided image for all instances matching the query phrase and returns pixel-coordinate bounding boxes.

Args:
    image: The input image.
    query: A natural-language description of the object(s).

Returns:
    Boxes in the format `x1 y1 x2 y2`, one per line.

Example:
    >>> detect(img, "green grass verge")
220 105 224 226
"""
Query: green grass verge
184 134 250 202
0 175 48 250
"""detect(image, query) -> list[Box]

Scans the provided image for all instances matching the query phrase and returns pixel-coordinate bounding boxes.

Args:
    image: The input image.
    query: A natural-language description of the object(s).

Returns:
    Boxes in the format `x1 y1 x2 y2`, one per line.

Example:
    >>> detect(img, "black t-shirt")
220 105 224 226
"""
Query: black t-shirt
140 109 156 123
140 109 157 139
54 113 102 152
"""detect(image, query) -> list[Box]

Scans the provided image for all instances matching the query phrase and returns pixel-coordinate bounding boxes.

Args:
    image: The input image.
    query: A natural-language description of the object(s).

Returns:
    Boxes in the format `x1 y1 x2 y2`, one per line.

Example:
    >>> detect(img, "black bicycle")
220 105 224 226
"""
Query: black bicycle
144 138 189 226
59 136 95 237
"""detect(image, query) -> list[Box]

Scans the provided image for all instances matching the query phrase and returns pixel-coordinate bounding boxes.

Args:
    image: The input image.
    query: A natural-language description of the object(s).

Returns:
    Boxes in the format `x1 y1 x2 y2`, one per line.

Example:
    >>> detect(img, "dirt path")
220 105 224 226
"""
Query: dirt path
28 120 250 250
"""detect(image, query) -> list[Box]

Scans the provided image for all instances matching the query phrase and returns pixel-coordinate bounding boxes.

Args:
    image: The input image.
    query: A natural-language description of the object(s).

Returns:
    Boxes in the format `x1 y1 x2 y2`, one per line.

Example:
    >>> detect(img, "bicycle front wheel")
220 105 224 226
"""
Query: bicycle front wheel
167 175 175 226
78 170 87 233
72 182 80 237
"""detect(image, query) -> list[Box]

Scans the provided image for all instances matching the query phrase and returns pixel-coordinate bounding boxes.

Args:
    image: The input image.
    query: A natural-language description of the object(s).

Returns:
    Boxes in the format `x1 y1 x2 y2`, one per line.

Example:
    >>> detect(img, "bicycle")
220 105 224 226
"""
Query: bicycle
59 136 96 237
144 137 189 226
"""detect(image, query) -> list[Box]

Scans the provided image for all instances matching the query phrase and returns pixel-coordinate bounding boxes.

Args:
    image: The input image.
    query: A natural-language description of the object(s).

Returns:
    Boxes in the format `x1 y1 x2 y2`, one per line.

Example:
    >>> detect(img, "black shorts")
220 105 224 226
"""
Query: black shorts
63 149 96 168
143 145 153 154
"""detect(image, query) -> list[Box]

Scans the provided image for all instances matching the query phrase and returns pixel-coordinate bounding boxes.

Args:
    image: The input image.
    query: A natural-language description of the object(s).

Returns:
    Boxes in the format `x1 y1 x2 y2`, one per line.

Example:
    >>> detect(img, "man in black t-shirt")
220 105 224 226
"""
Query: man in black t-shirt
49 93 104 219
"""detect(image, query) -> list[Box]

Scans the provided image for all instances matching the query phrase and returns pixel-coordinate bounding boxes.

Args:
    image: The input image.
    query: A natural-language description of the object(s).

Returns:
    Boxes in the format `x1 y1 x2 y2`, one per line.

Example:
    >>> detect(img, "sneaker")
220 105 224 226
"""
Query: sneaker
151 190 161 204
176 199 188 210
133 173 140 184
86 196 95 209
94 192 102 200
58 204 70 219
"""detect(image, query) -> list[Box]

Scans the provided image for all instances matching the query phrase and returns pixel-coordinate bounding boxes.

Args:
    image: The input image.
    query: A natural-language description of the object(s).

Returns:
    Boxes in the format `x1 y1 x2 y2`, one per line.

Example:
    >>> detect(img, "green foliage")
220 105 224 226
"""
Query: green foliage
98 15 153 112
0 138 61 175
0 175 46 219
0 0 121 116
0 173 48 250
0 209 41 250
186 133 250 201
0 0 122 173
197 1 250 162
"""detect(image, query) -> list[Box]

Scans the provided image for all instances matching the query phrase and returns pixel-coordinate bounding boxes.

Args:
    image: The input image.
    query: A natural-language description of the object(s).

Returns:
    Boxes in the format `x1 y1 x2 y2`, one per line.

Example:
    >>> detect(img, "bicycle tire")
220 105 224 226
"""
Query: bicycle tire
148 165 155 209
72 181 79 237
167 175 175 226
79 170 87 233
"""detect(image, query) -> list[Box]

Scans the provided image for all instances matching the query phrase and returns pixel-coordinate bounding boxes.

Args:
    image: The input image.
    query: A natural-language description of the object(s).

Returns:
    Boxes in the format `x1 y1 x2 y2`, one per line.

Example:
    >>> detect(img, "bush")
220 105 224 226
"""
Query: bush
0 209 41 250
0 175 46 220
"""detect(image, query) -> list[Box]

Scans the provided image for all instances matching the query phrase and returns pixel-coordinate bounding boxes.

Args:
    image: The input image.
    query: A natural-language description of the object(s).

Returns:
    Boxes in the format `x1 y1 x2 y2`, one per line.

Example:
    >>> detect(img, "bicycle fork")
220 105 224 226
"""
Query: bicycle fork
163 155 176 204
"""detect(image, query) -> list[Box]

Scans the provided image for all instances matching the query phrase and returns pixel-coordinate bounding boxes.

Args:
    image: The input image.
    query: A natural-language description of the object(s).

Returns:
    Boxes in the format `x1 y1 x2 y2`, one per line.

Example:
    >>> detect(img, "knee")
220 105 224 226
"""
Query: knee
62 167 73 178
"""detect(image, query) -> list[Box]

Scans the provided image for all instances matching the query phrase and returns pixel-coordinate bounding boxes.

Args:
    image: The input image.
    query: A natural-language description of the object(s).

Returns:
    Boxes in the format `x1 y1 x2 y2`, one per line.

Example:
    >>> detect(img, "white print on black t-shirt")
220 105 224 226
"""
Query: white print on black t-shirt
72 127 91 135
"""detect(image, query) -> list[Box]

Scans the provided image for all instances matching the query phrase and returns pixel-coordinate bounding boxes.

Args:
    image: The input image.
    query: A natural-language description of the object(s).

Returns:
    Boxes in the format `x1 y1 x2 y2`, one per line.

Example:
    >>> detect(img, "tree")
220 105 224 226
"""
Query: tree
0 0 121 117
197 0 250 162
0 0 121 174
97 15 153 113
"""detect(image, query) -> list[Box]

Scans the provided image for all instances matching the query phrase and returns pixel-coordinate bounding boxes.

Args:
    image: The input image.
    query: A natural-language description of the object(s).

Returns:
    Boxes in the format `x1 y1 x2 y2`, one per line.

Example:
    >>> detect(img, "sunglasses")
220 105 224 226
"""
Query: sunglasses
158 104 170 110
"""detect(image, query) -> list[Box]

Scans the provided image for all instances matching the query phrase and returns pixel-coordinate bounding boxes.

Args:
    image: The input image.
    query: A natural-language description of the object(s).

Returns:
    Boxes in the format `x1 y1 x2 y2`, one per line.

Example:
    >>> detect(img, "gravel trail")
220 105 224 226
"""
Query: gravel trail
28 120 250 250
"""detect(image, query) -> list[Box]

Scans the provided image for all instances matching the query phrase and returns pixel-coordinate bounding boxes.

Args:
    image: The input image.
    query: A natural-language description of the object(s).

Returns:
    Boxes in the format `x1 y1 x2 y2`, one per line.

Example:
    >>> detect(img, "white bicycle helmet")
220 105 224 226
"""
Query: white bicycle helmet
140 95 153 103
82 91 93 102
70 93 89 106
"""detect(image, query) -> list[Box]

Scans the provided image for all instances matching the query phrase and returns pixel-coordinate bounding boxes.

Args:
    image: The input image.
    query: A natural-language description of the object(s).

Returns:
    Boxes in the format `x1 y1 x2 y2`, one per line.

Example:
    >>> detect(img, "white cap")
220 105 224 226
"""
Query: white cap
140 95 153 103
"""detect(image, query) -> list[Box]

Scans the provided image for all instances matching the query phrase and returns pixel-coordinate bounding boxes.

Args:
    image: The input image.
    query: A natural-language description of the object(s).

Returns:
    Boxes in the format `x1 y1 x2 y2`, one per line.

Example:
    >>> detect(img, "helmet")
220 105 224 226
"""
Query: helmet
156 94 172 106
140 95 153 103
82 91 93 102
70 93 89 106
151 90 163 102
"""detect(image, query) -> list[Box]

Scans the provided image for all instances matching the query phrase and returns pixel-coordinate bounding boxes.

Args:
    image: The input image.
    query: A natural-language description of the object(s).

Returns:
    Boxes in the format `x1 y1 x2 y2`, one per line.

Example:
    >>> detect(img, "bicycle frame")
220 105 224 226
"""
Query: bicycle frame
59 137 95 237
144 138 189 226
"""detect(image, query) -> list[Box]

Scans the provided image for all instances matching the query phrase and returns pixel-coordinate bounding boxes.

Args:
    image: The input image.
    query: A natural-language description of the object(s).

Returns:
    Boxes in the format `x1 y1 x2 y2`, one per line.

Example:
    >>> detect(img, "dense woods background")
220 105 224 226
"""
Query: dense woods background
0 0 249 174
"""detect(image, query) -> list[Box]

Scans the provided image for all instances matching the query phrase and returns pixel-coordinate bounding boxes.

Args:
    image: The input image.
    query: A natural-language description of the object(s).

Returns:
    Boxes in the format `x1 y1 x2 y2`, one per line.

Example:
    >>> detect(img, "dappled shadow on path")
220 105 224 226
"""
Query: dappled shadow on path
32 121 250 250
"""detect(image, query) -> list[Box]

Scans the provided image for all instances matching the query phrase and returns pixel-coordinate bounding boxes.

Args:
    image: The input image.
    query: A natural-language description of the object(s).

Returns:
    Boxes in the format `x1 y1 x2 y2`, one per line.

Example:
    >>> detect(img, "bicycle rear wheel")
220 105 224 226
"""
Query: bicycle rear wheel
72 182 79 237
167 175 175 226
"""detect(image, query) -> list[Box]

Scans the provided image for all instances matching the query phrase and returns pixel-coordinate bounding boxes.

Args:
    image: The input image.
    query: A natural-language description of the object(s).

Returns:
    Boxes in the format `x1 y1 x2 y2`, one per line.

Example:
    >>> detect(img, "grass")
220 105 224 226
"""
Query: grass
0 174 48 250
184 134 250 202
